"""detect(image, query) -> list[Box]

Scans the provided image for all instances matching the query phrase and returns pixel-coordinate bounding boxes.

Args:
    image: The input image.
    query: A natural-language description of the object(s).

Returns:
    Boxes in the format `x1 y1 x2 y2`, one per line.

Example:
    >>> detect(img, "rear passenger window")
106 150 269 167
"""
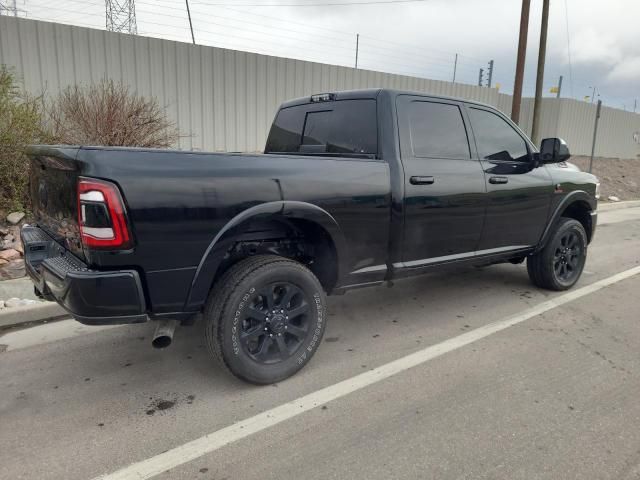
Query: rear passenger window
407 101 470 159
265 99 377 156
265 106 305 153
468 108 529 162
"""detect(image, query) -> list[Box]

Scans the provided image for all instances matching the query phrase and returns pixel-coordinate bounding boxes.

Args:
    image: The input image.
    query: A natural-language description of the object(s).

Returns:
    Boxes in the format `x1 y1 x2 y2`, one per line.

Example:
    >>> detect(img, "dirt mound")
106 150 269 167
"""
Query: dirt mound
570 156 640 201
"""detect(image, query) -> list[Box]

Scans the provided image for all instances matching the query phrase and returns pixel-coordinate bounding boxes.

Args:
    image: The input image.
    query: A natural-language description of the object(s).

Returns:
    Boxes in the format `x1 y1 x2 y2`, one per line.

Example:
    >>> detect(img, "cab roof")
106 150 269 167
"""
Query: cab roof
279 88 495 110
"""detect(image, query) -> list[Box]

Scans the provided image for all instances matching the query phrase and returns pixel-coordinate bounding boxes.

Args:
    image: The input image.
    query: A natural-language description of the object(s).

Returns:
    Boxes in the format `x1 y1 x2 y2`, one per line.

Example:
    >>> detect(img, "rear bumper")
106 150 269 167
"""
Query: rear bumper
21 226 147 325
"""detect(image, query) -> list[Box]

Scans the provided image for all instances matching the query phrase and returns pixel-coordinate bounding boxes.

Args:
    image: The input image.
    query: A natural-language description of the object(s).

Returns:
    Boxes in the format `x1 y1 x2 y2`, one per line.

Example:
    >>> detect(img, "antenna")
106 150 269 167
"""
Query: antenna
105 0 137 35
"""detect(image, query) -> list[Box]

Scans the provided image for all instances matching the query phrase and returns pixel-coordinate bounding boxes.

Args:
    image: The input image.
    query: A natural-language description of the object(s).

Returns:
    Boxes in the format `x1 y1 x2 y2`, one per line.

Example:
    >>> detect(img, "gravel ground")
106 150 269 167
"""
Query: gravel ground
571 155 640 201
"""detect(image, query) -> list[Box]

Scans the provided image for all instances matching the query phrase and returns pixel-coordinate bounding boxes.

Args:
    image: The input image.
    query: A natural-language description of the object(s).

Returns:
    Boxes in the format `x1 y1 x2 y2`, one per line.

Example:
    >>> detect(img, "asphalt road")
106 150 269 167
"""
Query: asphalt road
1 206 640 480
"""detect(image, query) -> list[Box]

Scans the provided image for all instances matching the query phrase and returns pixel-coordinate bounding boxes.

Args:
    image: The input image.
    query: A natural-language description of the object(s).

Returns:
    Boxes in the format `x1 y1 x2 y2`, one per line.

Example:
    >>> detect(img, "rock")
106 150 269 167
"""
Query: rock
1 241 16 251
0 227 9 236
1 234 24 253
7 225 21 242
0 259 25 280
6 212 25 225
607 195 620 202
0 249 20 261
0 300 5 309
0 259 8 266
1 234 16 250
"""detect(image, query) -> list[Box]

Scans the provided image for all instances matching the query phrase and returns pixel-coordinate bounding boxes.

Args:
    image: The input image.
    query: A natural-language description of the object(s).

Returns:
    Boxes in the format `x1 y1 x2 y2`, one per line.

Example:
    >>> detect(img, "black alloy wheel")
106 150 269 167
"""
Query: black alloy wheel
240 282 311 364
552 230 583 283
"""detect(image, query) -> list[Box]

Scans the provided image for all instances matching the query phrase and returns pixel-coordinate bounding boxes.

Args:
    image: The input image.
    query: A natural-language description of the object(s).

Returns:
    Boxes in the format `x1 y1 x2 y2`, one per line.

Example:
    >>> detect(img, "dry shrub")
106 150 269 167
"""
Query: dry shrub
48 79 180 148
0 66 49 211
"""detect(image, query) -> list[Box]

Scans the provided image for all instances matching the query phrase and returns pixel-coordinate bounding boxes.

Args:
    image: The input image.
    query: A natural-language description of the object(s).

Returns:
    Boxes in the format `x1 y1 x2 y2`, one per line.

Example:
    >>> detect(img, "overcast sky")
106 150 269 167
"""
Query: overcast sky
19 0 640 110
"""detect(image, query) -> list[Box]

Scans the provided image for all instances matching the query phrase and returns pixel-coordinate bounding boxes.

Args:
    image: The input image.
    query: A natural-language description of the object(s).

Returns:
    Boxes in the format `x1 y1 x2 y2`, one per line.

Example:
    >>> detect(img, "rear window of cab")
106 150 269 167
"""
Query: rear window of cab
265 99 377 157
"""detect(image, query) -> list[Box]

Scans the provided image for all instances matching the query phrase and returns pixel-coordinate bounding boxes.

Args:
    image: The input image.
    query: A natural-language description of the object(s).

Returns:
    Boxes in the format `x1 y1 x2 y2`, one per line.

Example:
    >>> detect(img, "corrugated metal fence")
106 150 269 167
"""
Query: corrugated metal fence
1 16 639 158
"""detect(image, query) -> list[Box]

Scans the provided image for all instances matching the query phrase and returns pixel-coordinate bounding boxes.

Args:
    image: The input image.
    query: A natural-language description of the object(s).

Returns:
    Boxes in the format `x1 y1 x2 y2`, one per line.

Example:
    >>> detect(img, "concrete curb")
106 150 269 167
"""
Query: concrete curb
0 302 68 329
599 200 640 212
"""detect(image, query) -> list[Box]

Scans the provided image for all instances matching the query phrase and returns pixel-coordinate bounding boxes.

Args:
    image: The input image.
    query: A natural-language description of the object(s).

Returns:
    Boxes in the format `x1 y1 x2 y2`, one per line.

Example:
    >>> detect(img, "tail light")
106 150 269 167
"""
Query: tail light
77 178 132 250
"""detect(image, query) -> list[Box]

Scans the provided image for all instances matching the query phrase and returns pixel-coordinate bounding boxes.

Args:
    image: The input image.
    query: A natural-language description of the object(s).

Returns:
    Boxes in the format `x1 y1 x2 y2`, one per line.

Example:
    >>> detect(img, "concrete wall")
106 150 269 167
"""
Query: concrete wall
1 16 639 158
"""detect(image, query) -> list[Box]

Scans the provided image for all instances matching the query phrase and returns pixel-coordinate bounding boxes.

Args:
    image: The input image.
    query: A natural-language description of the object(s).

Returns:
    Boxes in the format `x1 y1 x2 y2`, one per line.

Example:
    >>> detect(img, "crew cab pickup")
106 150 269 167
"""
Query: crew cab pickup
23 89 598 384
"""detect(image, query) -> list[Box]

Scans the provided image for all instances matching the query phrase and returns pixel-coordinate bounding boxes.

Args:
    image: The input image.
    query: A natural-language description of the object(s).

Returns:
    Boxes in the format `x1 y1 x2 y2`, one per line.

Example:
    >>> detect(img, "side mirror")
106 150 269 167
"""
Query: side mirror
539 137 571 163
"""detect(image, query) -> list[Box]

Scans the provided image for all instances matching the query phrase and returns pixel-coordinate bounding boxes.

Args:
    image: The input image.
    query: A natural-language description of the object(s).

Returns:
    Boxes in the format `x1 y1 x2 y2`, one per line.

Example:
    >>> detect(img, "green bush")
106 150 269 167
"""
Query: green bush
0 66 49 212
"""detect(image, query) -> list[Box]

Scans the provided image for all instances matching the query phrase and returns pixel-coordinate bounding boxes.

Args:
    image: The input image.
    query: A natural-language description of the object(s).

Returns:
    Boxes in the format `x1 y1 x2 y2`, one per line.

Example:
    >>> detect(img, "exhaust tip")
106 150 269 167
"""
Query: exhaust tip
151 319 179 349
152 335 172 349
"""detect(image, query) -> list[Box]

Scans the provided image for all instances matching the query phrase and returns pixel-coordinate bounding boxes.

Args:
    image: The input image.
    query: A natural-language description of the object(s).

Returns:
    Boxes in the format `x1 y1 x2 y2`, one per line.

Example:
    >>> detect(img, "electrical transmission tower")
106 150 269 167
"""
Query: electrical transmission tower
0 0 18 16
105 0 137 35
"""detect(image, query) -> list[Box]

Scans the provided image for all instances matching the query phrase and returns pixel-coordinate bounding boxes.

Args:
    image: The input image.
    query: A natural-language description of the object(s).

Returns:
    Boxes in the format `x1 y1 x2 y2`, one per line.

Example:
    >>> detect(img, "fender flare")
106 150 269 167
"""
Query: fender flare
536 190 596 251
183 201 347 311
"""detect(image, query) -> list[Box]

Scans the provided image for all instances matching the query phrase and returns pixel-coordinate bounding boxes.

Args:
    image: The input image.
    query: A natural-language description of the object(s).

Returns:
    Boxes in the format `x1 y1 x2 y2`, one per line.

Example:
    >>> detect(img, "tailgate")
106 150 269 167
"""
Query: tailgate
27 146 85 261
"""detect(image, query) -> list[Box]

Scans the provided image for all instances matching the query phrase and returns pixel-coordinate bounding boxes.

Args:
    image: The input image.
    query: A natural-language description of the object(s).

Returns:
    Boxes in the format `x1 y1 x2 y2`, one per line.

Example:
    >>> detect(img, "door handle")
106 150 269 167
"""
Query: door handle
489 176 508 184
410 176 435 185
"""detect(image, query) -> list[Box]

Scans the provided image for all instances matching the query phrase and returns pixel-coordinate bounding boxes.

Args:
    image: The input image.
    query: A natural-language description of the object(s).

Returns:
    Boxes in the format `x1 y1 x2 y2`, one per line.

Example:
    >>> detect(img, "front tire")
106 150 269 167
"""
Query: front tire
527 217 588 291
204 255 327 384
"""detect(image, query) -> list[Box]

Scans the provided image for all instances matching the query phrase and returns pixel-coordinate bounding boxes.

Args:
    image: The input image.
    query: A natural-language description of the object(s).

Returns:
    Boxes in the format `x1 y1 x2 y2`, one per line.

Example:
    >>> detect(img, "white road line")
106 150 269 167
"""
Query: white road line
94 265 640 480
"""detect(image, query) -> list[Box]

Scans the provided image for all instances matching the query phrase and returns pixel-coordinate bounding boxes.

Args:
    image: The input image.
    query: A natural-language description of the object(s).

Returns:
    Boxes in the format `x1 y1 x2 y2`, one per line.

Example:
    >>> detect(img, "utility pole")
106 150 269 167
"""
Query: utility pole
589 99 602 173
556 75 563 98
452 53 458 83
634 99 637 113
511 0 531 124
354 33 360 69
589 86 598 103
531 0 550 146
487 59 494 87
185 0 195 44
478 68 484 87
105 0 137 34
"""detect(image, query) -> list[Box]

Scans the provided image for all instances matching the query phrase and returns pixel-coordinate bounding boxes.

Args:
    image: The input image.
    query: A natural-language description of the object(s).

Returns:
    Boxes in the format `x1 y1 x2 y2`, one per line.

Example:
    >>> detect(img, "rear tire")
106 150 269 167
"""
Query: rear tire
204 255 327 384
527 217 588 291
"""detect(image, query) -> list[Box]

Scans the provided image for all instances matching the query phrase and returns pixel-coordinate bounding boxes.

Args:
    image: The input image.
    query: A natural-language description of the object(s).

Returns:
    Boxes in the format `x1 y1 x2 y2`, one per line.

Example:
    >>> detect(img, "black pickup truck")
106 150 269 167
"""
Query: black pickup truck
23 88 598 383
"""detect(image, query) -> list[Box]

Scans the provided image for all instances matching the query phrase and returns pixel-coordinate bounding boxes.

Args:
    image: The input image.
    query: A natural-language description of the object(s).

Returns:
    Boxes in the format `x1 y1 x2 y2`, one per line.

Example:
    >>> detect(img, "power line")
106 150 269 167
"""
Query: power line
214 3 353 37
54 0 357 54
138 0 452 62
30 0 354 60
189 0 432 7
187 0 481 62
41 0 481 75
97 0 487 68
179 1 487 68
20 0 491 87
136 0 357 51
